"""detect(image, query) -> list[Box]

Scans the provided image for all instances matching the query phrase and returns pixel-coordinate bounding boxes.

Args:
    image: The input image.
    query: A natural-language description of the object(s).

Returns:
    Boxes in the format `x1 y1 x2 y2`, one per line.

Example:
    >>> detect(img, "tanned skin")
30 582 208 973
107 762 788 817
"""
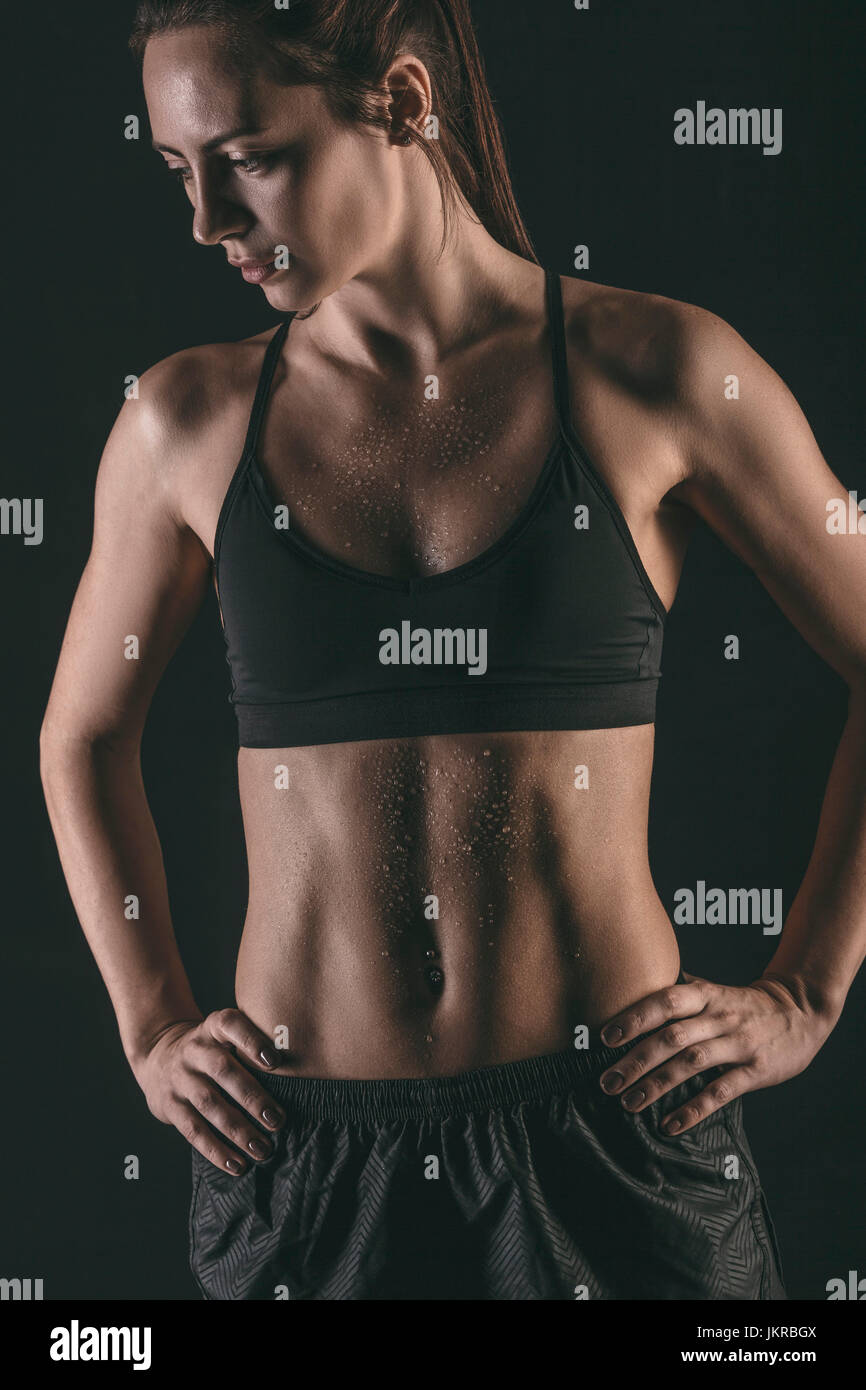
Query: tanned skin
41 30 866 1179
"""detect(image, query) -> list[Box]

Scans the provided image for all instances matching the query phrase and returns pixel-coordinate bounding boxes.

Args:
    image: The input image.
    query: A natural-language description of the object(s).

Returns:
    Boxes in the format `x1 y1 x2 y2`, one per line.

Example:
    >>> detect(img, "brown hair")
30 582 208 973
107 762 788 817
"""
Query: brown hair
129 0 538 270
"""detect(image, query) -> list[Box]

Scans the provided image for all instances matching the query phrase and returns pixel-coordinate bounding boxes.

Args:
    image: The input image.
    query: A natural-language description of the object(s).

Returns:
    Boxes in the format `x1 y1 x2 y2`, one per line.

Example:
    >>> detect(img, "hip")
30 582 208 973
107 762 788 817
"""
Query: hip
189 1019 786 1301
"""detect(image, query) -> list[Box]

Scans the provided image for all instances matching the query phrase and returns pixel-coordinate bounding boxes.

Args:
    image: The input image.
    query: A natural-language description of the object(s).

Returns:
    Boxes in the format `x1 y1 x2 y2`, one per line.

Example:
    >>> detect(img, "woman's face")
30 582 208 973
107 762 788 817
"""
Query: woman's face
143 26 408 308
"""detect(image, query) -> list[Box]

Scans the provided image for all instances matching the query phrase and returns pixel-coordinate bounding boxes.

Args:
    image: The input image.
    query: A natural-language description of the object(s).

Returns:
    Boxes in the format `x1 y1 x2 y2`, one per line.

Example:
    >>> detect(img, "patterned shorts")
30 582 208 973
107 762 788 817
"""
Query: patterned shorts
188 1031 787 1301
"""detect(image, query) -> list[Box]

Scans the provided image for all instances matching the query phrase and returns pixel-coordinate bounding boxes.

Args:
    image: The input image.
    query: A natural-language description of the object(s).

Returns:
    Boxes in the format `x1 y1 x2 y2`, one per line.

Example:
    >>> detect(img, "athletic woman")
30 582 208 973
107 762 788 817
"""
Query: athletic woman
40 0 865 1300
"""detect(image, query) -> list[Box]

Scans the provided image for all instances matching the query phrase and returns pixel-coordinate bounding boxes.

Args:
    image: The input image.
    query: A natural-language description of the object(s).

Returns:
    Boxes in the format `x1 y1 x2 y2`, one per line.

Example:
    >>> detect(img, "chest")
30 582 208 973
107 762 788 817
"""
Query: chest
254 352 562 580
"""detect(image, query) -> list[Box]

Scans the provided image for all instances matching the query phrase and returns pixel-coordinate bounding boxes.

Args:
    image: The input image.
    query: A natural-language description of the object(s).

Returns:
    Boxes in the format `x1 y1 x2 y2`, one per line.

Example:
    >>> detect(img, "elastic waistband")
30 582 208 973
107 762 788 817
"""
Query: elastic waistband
248 1031 652 1123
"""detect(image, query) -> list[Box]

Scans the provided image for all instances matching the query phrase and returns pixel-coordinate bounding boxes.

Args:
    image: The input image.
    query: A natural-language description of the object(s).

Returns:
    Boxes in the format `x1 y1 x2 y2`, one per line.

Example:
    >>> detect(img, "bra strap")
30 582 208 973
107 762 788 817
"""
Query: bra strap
241 315 294 460
545 269 573 438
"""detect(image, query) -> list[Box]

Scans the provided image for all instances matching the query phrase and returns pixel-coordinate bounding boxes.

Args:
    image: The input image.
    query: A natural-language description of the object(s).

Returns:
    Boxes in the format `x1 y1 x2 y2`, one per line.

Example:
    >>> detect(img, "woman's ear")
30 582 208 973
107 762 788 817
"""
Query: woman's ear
382 55 432 142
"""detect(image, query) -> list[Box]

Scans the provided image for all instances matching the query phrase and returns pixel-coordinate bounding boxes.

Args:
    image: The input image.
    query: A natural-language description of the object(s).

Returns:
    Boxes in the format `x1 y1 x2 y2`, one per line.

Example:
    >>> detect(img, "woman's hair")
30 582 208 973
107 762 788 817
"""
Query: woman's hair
129 0 538 265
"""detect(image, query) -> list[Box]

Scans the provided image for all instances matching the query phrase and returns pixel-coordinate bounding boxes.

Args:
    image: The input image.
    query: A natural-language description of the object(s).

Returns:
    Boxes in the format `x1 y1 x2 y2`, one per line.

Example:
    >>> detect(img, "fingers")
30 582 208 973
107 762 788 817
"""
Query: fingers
600 1007 736 1094
169 1062 284 1174
170 1009 288 1175
660 1065 752 1135
169 1096 264 1175
597 980 753 1120
600 980 709 1047
206 1006 280 1070
189 1044 287 1133
603 1035 740 1115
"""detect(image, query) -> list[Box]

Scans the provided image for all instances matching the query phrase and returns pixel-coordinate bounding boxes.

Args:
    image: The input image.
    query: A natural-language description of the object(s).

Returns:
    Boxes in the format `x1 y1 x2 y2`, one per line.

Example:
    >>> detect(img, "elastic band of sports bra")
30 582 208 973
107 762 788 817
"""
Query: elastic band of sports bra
232 679 659 748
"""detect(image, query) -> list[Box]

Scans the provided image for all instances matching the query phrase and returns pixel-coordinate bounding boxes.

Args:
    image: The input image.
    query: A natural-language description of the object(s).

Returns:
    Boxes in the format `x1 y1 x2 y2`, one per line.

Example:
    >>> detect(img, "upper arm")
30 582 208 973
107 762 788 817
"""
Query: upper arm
668 306 866 687
41 353 215 750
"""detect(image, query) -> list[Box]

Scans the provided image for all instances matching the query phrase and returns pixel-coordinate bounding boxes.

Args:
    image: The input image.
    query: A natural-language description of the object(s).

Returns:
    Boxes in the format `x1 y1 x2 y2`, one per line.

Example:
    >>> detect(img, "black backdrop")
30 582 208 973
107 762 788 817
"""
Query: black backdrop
4 0 863 1299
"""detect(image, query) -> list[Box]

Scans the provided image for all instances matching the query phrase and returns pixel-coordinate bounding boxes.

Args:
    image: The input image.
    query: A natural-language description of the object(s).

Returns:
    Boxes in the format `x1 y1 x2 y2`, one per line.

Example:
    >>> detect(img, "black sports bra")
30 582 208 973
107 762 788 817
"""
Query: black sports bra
214 270 667 748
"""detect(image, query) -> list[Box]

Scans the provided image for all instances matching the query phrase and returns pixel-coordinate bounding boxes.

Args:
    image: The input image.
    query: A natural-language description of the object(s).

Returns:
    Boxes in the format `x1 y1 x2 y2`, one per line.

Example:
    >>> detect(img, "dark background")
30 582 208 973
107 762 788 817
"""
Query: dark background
3 0 863 1298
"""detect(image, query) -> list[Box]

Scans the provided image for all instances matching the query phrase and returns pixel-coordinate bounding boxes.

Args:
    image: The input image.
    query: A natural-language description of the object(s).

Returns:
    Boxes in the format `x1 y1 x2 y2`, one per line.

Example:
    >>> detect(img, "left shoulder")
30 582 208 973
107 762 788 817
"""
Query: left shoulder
556 274 866 685
560 274 813 489
559 273 781 410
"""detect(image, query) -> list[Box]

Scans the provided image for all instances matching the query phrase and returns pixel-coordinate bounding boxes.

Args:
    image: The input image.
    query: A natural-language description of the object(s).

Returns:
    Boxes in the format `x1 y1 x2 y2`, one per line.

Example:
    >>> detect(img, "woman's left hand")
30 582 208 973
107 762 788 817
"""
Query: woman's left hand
597 971 839 1133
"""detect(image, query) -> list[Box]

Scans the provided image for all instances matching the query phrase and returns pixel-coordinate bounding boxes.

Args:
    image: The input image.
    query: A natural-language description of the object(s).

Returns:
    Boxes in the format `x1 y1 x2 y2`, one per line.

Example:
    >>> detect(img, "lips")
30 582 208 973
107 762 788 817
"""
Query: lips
227 256 281 284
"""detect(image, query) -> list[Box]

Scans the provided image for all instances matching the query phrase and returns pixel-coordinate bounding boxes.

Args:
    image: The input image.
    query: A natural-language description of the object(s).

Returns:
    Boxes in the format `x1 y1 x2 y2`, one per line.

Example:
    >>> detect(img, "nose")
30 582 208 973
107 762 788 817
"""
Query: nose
191 172 249 247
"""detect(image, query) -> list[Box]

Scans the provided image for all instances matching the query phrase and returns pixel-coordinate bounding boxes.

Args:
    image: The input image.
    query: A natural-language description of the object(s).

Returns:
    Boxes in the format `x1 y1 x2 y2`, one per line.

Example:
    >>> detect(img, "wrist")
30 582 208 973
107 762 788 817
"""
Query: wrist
123 1012 204 1071
758 967 845 1026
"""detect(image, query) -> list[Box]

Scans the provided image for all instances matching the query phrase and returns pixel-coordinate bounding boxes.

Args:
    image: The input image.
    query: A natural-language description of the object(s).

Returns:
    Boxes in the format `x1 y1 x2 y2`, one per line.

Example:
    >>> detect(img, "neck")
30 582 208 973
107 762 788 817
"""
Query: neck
301 212 538 372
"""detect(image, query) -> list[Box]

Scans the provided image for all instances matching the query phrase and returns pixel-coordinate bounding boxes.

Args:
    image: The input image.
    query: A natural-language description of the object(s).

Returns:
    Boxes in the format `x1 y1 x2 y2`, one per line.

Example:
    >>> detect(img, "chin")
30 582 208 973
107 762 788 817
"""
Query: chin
263 279 304 311
267 268 336 312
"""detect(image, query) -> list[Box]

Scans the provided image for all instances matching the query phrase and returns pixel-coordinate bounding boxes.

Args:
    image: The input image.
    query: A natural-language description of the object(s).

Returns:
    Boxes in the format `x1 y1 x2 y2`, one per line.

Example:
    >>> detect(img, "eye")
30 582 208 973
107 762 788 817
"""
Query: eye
227 154 273 174
161 153 275 186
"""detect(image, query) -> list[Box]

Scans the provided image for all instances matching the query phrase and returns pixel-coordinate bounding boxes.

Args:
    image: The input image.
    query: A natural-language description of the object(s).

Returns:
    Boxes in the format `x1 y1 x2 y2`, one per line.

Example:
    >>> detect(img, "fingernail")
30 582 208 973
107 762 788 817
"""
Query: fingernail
664 1117 682 1133
622 1089 645 1110
601 1071 625 1093
225 1157 246 1174
262 1108 282 1127
602 1025 623 1044
248 1138 271 1159
259 1048 277 1068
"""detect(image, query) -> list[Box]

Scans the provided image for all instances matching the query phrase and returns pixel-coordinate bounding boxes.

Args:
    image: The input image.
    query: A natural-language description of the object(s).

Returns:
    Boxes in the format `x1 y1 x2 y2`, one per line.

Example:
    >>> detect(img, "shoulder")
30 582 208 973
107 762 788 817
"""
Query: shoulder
101 326 281 527
558 274 794 475
132 325 278 452
560 273 773 396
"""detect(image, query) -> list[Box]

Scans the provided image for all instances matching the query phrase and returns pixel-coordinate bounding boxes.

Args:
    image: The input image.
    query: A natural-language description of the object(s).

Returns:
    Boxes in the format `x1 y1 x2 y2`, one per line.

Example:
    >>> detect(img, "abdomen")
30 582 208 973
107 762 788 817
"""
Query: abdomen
234 725 680 1077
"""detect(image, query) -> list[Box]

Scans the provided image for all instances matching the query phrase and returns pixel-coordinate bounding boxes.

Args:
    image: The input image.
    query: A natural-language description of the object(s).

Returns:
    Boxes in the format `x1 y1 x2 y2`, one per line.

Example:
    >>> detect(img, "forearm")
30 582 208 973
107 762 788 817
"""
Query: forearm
763 681 866 1016
39 731 204 1066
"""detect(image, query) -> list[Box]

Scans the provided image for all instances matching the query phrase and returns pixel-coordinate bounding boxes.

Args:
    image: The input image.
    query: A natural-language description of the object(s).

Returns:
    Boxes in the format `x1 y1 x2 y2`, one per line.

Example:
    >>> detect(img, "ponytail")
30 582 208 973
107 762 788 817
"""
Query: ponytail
415 0 538 260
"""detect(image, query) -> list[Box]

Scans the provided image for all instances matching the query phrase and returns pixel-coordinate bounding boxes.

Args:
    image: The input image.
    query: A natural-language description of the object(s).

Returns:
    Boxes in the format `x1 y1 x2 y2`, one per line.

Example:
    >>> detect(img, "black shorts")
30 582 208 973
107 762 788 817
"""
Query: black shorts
188 1034 787 1301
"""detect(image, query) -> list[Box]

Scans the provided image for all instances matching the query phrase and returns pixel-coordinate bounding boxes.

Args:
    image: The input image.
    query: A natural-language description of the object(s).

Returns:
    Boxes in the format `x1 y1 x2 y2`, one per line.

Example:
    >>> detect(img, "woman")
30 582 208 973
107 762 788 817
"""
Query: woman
39 0 864 1301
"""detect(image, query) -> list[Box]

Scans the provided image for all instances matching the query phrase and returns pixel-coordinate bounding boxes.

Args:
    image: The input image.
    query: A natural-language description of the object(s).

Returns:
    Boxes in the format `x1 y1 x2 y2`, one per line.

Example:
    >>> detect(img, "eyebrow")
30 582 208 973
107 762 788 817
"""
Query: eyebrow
151 124 268 155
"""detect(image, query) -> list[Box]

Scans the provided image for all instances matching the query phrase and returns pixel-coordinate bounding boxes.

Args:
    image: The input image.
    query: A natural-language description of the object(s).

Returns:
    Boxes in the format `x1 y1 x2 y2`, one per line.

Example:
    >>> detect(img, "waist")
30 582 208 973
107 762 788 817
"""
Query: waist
234 894 680 1079
241 1018 680 1123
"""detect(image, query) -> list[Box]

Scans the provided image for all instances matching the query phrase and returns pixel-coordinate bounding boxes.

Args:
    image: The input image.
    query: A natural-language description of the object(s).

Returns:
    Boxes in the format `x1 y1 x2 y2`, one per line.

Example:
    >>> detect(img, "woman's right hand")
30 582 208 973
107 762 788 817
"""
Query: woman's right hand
132 1009 287 1175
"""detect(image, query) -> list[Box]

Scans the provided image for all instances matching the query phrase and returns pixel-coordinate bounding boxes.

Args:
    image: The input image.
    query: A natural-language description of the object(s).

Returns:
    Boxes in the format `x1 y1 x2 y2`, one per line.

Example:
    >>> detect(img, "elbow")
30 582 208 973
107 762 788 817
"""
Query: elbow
38 719 78 791
38 716 61 785
39 714 139 784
